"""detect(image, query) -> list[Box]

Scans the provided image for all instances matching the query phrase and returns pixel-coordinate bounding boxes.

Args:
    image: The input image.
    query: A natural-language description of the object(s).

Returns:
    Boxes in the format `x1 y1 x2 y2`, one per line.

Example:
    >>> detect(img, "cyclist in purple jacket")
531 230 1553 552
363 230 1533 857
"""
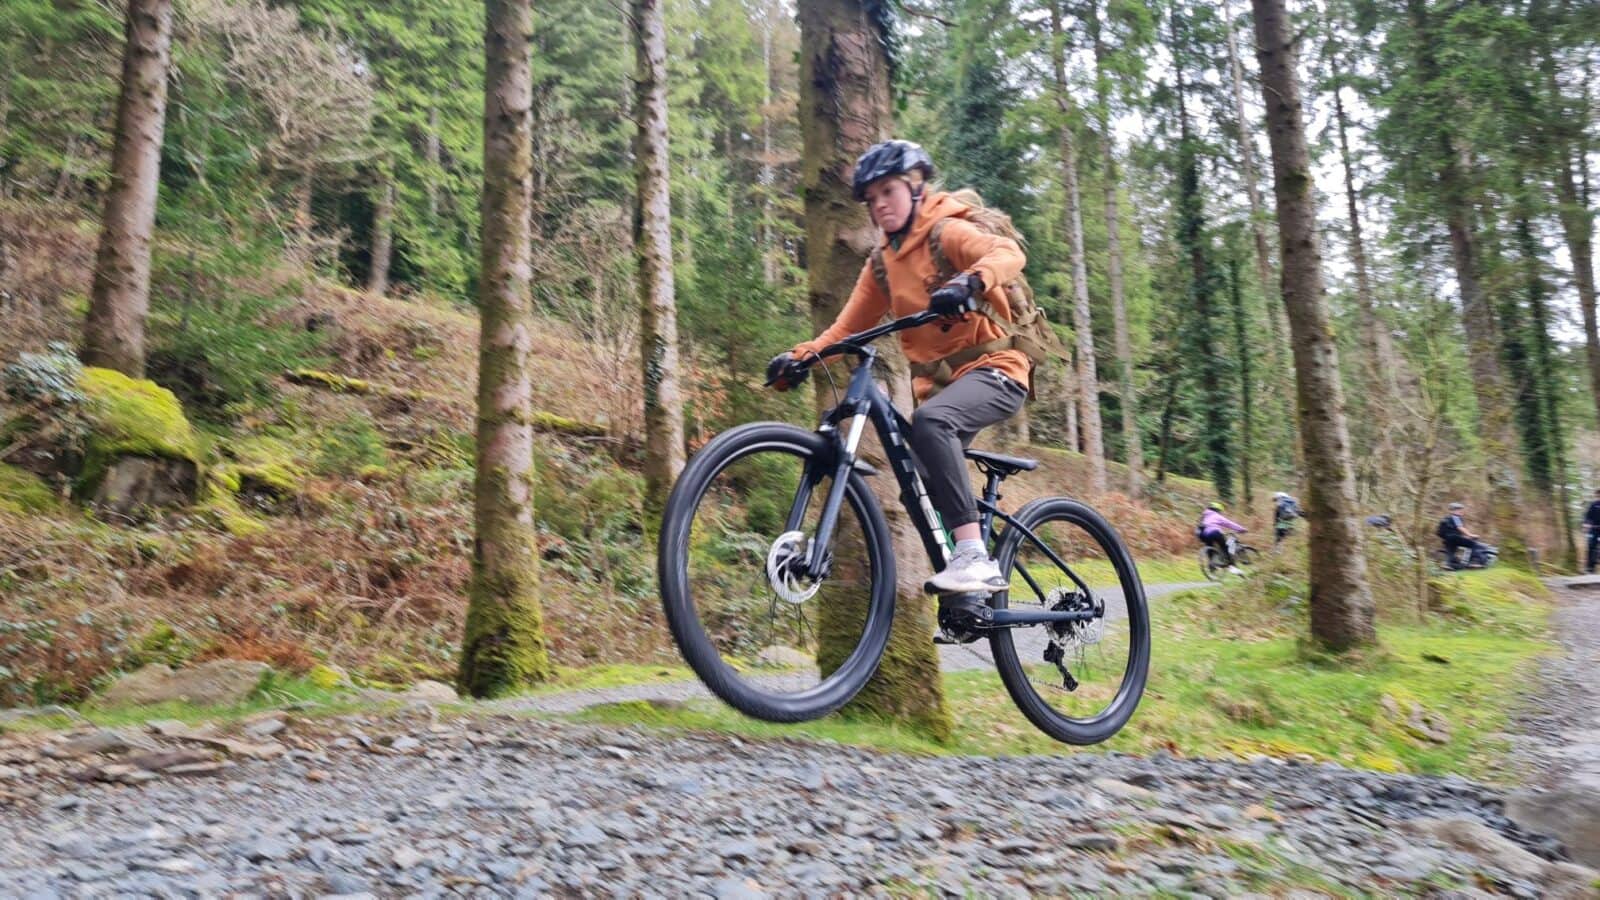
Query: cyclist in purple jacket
1196 502 1248 574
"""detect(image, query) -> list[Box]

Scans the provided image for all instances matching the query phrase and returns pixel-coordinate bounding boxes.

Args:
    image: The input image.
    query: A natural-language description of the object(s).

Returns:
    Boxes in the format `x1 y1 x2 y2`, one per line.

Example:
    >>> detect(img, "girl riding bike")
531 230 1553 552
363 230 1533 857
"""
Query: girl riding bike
766 140 1029 627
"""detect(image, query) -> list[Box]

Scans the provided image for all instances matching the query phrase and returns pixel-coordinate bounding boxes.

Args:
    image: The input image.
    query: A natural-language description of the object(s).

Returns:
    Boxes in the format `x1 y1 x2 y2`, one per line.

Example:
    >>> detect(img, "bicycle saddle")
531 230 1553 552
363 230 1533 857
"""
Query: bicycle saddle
964 448 1038 476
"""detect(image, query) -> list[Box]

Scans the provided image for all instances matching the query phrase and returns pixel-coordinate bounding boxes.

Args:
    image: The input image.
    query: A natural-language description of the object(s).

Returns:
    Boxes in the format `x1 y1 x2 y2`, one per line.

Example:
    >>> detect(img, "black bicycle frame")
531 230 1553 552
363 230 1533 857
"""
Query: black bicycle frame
782 312 1096 629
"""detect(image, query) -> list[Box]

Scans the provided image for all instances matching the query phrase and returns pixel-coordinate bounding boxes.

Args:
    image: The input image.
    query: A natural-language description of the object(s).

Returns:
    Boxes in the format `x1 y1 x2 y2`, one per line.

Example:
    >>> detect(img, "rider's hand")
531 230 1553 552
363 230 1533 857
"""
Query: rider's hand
929 273 983 319
765 352 810 391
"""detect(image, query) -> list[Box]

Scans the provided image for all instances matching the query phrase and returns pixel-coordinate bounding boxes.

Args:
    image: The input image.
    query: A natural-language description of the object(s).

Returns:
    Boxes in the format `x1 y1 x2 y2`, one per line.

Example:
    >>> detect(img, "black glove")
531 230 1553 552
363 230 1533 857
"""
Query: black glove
765 352 810 391
928 272 984 319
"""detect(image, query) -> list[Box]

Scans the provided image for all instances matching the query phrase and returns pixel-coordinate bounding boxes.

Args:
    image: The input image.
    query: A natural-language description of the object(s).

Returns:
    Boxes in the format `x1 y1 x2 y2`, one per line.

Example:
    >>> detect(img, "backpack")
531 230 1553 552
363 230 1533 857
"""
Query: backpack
869 189 1068 396
1436 517 1457 540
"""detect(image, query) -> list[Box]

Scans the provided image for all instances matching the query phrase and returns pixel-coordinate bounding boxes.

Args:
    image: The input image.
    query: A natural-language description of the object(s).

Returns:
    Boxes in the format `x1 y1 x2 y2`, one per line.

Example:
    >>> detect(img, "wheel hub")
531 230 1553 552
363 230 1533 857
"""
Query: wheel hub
1047 586 1104 646
766 530 822 605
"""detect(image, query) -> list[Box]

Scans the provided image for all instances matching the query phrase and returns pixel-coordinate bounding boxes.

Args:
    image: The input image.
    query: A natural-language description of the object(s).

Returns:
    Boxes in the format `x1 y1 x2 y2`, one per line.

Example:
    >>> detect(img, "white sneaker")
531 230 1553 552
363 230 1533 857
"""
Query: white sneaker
925 547 1007 595
1228 566 1244 575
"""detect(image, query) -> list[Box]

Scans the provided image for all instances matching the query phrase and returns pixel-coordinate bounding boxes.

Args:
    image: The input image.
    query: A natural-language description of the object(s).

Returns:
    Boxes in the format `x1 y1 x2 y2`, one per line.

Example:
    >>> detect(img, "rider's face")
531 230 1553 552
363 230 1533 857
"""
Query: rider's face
864 177 914 232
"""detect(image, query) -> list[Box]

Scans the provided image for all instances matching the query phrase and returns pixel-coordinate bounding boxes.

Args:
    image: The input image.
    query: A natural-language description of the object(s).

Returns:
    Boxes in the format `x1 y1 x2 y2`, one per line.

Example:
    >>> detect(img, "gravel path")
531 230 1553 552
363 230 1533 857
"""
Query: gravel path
0 714 1593 898
1 581 1596 896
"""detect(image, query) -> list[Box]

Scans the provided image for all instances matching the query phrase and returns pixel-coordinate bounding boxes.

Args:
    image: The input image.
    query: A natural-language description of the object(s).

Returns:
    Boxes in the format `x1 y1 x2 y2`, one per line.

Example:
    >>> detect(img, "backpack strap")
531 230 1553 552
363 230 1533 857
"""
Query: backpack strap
869 248 891 302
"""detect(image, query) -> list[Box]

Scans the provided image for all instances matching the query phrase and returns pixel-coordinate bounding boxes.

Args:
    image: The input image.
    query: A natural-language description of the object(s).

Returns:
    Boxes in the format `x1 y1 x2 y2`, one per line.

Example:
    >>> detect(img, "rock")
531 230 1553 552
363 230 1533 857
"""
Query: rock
101 660 271 707
121 750 215 772
166 732 284 760
42 729 133 759
1092 778 1155 803
713 877 768 899
1543 861 1600 899
165 761 229 777
1400 818 1544 880
1507 788 1600 868
1403 701 1453 744
405 680 459 703
390 736 422 753
241 838 297 863
1243 804 1281 822
392 846 427 870
242 714 287 740
1065 834 1123 852
89 456 198 516
754 646 813 669
564 823 608 848
718 840 761 862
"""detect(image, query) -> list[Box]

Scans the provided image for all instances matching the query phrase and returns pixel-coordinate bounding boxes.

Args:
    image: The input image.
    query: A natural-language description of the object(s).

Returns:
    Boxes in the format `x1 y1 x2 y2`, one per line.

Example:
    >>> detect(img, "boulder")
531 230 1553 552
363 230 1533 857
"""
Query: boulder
1508 787 1600 869
73 367 201 516
404 680 459 703
99 660 270 707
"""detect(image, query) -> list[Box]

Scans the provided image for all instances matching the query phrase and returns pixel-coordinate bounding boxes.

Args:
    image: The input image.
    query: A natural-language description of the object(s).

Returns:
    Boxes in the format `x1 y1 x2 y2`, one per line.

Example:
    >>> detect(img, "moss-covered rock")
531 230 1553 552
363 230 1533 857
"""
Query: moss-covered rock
0 463 60 514
227 435 308 499
74 368 201 513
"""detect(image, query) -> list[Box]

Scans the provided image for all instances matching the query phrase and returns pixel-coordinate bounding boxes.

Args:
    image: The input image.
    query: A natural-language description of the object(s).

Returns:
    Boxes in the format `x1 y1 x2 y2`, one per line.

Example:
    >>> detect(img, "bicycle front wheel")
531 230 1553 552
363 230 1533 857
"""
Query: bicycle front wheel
657 422 896 722
989 498 1150 745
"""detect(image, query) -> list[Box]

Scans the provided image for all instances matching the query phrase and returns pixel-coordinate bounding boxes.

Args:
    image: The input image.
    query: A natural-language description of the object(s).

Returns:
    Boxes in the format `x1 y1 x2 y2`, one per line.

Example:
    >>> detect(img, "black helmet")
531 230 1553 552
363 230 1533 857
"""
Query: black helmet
851 140 935 202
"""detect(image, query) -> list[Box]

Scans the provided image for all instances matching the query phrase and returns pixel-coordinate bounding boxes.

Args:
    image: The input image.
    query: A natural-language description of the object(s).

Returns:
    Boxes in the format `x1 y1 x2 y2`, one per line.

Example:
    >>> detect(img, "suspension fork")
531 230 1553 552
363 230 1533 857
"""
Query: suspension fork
801 361 877 576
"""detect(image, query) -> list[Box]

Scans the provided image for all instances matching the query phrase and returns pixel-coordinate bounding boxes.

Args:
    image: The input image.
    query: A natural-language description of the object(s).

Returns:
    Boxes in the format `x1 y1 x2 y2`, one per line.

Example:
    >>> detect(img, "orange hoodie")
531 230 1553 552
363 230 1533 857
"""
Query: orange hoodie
792 191 1029 403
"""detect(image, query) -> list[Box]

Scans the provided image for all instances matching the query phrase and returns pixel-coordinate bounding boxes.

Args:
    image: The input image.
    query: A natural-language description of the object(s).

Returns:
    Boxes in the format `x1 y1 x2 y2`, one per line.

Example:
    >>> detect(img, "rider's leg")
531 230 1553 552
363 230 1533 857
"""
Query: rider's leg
910 368 1026 596
1587 529 1598 574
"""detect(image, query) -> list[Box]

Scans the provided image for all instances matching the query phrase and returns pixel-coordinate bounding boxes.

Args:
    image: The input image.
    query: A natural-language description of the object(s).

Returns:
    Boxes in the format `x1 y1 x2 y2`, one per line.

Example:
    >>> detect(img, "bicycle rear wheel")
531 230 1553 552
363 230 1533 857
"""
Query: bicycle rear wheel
988 498 1150 745
658 422 896 722
1200 547 1224 581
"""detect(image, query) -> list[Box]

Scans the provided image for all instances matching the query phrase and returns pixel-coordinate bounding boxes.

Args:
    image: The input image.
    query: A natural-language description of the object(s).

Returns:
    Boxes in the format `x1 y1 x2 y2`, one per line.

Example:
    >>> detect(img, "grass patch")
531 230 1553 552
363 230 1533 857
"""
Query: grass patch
0 674 373 735
523 663 697 695
1070 554 1202 587
556 569 1552 779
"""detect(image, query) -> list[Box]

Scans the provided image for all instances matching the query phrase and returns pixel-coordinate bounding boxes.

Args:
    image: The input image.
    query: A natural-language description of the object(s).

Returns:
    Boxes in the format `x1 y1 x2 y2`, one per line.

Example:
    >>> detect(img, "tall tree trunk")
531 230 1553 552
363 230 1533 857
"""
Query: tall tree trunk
367 176 395 296
425 105 442 220
1330 68 1403 494
1089 0 1143 494
1405 0 1531 568
1556 151 1600 430
459 0 553 697
1251 0 1375 650
1223 0 1285 346
1051 1 1105 494
1228 254 1254 504
1173 9 1234 501
799 0 950 741
633 0 686 525
82 0 176 378
1516 210 1577 570
759 3 778 286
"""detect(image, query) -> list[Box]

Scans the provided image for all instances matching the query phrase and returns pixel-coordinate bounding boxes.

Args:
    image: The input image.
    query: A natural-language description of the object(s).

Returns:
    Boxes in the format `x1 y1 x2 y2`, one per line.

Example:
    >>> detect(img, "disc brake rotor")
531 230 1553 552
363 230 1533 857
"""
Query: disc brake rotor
766 530 821 605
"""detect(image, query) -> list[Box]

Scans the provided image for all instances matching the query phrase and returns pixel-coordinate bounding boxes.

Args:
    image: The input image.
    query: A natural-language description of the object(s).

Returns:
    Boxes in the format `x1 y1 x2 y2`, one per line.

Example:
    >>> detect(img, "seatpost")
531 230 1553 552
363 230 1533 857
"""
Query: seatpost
980 471 1003 545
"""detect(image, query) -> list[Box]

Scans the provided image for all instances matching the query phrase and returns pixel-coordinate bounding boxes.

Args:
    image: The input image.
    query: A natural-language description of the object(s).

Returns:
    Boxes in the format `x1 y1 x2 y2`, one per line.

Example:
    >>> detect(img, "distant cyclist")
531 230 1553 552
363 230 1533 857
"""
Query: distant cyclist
1436 501 1489 570
1196 502 1248 575
1271 491 1302 544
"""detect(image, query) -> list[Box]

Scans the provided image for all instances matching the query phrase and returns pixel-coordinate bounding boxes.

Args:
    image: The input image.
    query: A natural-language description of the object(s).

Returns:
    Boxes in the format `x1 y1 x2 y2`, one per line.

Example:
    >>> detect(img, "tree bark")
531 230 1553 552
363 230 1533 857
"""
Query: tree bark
1252 0 1376 649
82 0 176 379
1404 0 1532 568
1090 4 1143 494
1223 0 1284 345
632 0 687 525
426 105 442 220
1556 151 1600 430
1330 69 1403 494
799 0 950 741
1228 254 1254 504
458 0 554 698
1051 0 1105 494
367 176 395 296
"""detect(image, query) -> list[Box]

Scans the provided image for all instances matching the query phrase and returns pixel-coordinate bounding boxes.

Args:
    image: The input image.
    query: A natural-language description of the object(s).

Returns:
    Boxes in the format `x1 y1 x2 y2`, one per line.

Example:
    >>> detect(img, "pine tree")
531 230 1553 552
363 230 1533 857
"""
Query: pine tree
459 0 553 698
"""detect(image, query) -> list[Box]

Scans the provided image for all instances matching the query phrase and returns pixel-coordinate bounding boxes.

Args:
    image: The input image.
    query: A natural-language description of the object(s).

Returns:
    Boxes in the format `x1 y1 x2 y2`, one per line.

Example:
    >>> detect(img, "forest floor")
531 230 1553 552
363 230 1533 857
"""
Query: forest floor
0 573 1595 896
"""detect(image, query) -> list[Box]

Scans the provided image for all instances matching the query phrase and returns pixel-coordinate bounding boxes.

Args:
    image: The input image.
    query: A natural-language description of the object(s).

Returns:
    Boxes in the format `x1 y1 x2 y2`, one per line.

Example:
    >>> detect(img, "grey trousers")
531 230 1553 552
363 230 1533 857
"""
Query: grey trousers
908 367 1027 529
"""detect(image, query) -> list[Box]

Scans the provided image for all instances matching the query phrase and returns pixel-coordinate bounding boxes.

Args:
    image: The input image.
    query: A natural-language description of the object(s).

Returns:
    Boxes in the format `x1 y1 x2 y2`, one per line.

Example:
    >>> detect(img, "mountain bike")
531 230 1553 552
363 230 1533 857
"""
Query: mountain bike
1198 534 1259 582
657 307 1150 745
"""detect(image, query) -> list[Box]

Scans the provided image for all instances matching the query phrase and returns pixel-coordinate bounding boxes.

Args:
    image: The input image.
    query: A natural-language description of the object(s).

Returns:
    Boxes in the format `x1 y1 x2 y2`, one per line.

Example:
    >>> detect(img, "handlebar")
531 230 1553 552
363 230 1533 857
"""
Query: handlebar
798 299 977 369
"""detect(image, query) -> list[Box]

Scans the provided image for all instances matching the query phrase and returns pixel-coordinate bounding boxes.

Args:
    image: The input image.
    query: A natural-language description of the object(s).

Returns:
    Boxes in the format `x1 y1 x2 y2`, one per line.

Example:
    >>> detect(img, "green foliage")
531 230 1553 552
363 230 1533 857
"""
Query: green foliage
316 412 389 477
0 463 59 514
